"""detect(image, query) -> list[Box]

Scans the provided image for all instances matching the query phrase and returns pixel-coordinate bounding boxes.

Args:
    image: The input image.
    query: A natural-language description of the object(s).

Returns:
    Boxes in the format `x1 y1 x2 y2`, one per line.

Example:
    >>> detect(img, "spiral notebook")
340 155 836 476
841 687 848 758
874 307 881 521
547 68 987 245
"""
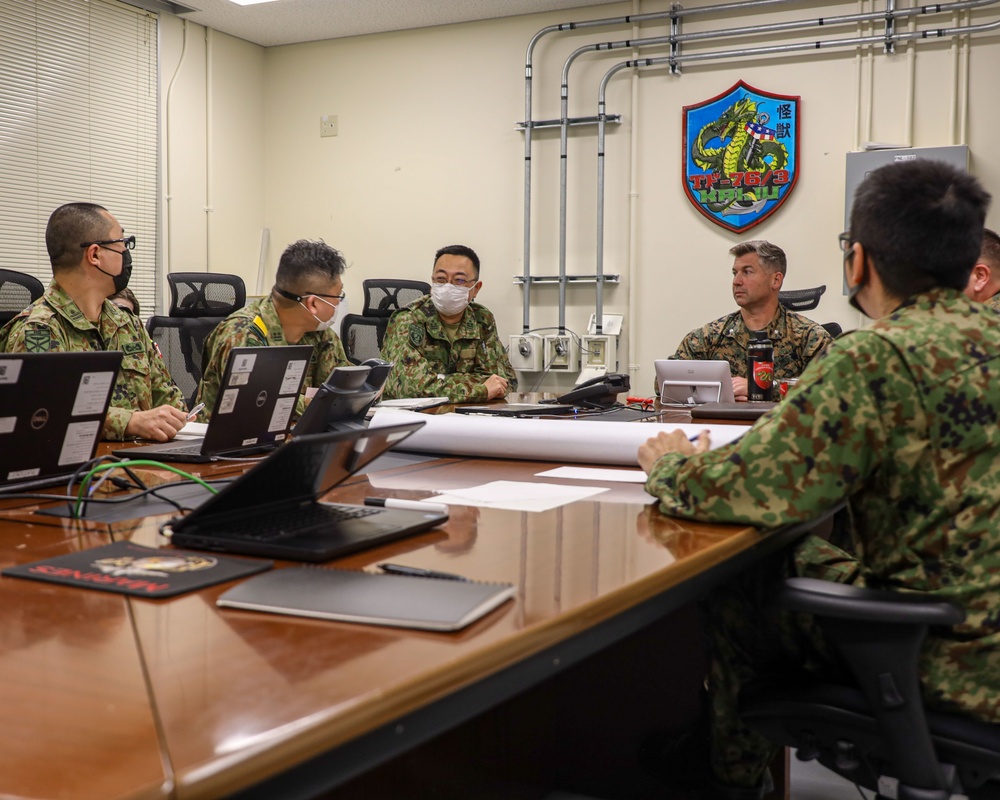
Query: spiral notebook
217 566 516 631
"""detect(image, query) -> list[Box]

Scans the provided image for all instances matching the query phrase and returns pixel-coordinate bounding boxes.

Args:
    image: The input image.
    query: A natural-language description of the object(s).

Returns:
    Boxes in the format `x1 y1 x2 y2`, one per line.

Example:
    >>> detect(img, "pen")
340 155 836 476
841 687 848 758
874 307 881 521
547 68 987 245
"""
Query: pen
186 402 206 422
379 563 469 582
364 497 450 515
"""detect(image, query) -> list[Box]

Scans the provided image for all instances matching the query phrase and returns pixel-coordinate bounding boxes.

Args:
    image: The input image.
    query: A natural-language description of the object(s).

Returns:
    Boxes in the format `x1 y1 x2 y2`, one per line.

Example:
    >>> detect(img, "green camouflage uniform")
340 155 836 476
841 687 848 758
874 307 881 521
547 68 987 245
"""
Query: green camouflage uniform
986 292 1000 312
0 281 186 440
381 295 517 402
662 304 832 392
645 289 1000 788
194 295 349 421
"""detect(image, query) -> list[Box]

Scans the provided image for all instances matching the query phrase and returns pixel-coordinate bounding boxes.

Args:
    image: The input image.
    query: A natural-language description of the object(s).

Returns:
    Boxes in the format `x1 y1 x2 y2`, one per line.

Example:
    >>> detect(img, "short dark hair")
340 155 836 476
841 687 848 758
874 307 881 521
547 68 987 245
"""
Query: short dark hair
980 228 1000 269
434 244 480 278
729 240 786 275
275 240 346 295
850 160 991 297
46 202 111 271
110 287 140 316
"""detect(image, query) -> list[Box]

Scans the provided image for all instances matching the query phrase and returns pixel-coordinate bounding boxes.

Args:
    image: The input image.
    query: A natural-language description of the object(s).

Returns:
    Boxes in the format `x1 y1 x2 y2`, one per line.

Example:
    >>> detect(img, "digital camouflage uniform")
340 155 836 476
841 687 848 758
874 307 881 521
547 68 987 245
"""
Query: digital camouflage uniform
645 289 1000 788
663 304 832 392
0 281 187 440
381 295 517 402
986 292 1000 312
194 295 349 422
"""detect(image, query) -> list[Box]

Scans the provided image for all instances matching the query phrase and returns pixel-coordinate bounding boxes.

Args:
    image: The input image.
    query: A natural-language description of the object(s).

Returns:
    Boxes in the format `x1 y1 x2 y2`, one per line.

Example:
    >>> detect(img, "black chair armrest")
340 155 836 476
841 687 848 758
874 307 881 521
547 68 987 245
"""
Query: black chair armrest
779 578 965 627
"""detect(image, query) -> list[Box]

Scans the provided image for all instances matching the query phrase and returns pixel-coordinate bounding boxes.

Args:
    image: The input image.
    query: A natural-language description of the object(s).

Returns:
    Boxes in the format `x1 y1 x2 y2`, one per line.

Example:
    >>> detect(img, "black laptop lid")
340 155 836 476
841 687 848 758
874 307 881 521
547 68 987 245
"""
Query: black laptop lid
0 351 122 485
201 345 313 454
168 420 425 530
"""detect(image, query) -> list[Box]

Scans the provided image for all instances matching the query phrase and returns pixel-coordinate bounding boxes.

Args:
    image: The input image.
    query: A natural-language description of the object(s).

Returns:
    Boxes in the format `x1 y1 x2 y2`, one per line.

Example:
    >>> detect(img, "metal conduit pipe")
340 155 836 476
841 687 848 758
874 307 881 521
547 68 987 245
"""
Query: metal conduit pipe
521 0 808 332
563 0 997 338
531 0 999 344
588 9 1000 341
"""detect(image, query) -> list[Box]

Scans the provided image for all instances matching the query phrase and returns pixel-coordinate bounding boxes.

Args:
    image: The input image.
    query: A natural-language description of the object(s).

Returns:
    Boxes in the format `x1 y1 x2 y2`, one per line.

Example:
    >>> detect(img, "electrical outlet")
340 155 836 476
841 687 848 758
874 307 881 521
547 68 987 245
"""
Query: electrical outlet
543 334 579 371
509 334 543 371
320 114 338 137
582 334 616 370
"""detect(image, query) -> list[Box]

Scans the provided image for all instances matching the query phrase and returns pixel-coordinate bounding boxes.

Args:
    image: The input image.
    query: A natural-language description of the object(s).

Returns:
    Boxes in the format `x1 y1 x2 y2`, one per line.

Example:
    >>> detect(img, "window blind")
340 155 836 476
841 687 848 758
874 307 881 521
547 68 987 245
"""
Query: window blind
0 0 159 319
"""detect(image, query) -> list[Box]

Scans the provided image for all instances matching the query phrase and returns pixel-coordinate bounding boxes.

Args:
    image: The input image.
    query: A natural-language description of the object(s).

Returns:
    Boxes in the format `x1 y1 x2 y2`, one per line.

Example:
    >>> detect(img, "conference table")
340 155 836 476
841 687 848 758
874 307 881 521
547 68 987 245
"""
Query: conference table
0 396 802 800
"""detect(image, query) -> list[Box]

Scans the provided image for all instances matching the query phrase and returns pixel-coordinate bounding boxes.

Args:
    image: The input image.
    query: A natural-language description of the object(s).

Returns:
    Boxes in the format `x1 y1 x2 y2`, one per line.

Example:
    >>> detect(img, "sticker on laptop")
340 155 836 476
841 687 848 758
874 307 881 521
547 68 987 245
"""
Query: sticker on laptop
231 353 258 373
72 371 115 416
268 396 296 433
0 360 24 384
219 388 239 415
59 420 101 466
280 360 307 395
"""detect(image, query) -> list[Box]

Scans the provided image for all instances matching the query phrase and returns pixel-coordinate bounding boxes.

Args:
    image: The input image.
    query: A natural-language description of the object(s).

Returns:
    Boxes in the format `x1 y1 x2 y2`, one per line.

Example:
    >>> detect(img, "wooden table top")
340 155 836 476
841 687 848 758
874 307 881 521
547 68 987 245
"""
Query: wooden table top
0 408 768 800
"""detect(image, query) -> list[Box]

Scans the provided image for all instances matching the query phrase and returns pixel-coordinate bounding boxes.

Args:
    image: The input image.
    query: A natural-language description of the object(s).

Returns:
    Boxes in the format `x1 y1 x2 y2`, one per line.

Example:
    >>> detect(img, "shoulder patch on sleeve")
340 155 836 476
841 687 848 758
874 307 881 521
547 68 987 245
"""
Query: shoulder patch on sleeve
409 323 425 348
122 341 144 355
24 329 52 353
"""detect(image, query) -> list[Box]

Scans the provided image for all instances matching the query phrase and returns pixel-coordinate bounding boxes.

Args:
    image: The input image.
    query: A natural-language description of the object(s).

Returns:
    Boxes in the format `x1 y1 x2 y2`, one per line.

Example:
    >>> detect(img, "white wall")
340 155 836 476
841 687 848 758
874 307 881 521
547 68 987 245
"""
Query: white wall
161 1 1000 389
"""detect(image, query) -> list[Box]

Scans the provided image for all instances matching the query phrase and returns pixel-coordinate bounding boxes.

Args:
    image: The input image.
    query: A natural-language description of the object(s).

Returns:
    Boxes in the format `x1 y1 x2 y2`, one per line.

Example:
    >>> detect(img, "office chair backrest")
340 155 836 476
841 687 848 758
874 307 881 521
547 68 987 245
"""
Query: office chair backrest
0 269 45 326
779 284 826 312
340 313 388 365
822 321 843 338
168 272 246 318
362 279 430 317
146 316 221 406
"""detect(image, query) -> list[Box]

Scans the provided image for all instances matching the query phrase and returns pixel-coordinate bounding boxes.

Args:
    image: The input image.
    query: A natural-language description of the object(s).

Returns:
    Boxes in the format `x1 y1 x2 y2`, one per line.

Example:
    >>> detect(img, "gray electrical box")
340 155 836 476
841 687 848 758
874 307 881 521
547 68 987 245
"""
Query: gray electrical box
842 145 971 292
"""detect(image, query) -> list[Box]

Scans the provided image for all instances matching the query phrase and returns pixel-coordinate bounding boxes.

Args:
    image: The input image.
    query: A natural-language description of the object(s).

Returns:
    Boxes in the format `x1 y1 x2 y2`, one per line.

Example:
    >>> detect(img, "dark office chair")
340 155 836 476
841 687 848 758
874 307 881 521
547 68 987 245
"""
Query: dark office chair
146 272 247 405
362 279 429 317
0 268 45 326
740 577 1000 800
167 272 246 317
340 313 389 365
778 285 826 312
822 321 843 338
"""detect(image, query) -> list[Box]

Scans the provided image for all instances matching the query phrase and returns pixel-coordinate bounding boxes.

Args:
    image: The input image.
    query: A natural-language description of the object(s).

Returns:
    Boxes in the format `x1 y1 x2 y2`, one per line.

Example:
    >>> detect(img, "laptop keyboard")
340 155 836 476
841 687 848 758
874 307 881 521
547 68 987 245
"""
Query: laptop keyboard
229 503 383 541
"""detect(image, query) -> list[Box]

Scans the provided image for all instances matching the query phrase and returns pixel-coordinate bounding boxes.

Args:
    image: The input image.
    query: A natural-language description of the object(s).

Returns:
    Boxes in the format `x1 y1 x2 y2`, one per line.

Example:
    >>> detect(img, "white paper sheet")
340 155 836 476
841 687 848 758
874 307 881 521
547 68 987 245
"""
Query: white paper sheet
369 408 749 467
174 421 208 440
430 480 608 512
535 466 648 483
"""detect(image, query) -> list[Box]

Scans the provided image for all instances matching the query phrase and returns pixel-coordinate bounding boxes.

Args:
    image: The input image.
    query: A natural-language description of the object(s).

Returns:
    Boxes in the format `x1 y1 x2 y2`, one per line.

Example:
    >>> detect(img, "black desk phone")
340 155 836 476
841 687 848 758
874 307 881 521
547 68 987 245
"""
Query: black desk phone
551 373 631 409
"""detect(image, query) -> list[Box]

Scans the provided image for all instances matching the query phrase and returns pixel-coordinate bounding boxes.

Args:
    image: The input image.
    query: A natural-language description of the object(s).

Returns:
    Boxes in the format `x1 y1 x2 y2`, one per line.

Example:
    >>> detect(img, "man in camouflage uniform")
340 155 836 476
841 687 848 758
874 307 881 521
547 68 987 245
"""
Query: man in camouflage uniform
666 240 832 400
964 227 1000 311
638 160 1000 799
195 239 350 421
0 203 187 441
381 244 516 403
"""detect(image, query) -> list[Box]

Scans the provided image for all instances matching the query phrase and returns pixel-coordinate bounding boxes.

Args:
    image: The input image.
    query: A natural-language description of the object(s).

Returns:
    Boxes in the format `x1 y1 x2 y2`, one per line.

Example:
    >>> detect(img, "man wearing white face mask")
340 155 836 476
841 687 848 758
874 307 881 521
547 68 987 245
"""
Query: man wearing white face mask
194 239 350 421
382 244 516 402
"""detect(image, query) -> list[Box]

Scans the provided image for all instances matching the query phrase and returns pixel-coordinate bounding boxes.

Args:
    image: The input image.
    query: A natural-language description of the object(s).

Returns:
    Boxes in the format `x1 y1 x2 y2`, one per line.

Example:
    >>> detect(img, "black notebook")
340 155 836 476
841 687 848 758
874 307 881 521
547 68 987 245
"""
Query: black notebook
217 566 516 631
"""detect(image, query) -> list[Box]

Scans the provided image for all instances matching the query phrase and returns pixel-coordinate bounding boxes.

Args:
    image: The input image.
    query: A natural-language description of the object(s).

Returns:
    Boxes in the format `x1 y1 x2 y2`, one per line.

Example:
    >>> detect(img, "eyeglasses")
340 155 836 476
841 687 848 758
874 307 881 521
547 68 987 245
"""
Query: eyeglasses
80 235 136 251
431 276 475 288
275 286 346 303
838 232 853 253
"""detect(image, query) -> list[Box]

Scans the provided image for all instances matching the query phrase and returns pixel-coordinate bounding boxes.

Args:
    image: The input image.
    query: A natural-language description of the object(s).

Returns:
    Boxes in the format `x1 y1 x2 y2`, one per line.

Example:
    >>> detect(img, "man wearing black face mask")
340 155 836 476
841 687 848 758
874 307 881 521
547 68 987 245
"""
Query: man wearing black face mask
0 202 187 442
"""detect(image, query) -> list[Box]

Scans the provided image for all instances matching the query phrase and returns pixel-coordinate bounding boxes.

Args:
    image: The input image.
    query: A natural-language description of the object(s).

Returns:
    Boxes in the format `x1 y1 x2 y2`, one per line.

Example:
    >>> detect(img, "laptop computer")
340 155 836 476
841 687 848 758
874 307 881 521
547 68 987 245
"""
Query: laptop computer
0 351 122 491
454 403 575 417
113 345 312 463
654 359 736 406
162 420 448 562
690 401 777 421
